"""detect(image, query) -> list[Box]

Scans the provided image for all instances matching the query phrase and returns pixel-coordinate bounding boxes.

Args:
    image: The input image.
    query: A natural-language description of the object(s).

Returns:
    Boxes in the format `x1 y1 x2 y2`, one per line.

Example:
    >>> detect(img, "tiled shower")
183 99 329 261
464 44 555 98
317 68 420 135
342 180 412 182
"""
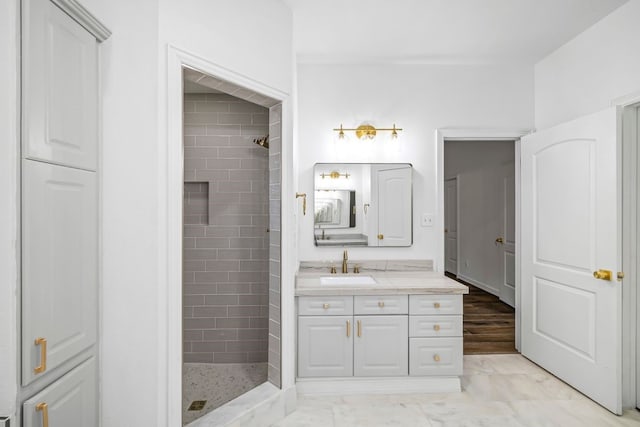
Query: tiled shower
181 82 280 423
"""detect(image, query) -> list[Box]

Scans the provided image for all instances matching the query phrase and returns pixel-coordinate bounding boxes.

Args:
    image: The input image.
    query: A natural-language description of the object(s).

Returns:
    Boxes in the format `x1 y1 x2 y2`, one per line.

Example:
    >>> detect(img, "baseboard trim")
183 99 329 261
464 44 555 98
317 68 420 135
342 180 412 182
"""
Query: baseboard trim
295 376 461 395
457 274 499 297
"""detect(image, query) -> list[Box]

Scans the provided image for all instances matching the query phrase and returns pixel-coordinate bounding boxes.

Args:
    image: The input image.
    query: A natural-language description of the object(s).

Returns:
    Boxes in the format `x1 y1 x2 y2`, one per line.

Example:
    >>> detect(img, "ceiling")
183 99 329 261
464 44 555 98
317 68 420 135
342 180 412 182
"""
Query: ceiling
283 0 628 64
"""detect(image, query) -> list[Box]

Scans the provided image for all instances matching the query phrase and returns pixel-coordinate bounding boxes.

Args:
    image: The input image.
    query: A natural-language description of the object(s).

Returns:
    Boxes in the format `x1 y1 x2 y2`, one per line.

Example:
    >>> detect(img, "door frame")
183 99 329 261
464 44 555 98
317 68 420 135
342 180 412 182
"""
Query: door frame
164 46 293 426
444 176 458 276
436 128 530 350
618 96 640 409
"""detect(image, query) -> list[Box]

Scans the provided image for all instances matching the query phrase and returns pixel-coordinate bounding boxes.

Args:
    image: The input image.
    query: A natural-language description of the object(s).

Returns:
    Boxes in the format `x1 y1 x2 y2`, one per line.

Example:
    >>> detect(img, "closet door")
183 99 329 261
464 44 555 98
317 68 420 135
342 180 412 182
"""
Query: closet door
22 0 98 170
23 357 97 427
22 160 97 385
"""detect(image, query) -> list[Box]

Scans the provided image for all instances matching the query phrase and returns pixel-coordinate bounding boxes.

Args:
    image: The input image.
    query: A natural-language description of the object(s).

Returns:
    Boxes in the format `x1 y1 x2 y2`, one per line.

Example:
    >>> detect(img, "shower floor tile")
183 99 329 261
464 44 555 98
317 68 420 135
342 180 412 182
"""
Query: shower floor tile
182 362 267 425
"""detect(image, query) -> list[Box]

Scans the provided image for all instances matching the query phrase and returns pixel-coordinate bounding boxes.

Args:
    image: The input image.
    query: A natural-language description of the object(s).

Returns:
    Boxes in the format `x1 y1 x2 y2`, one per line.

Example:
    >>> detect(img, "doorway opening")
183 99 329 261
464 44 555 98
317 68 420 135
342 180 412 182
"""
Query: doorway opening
180 68 282 425
443 139 517 355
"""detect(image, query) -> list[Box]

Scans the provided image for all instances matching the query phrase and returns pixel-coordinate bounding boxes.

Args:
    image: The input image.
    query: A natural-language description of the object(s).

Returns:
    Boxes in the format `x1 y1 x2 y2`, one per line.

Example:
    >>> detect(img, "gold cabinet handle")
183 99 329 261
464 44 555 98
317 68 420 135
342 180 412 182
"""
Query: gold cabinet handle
593 269 613 281
495 237 504 244
357 320 362 337
346 320 351 337
34 337 47 374
433 302 441 309
378 301 385 308
433 354 441 362
433 324 441 331
322 303 330 309
36 402 49 427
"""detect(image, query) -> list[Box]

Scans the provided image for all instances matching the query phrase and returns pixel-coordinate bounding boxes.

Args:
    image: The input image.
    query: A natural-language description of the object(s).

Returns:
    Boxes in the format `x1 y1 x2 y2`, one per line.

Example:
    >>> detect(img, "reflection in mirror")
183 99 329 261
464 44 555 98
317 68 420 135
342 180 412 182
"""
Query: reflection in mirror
313 163 413 247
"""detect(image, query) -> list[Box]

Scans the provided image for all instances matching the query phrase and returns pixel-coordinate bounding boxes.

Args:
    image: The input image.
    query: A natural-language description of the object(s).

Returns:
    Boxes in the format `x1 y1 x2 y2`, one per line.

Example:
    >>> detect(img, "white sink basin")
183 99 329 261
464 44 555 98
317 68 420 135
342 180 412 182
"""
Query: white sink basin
319 275 377 286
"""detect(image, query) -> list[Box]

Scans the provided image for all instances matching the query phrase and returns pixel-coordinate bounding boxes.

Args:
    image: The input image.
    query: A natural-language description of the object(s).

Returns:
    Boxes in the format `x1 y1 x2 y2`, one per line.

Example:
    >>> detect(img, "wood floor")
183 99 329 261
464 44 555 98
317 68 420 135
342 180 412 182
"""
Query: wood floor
446 273 517 355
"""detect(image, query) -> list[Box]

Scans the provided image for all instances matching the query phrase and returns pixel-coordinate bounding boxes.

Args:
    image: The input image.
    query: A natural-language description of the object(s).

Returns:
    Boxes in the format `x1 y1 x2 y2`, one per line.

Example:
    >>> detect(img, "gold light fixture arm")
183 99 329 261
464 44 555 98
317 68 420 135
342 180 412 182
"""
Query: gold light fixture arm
333 123 403 139
296 192 307 215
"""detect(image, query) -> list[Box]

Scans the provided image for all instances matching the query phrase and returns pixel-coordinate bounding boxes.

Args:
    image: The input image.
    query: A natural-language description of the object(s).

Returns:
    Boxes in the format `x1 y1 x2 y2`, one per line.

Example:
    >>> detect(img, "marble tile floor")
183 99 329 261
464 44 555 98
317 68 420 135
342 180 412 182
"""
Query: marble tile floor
273 355 640 427
183 362 267 425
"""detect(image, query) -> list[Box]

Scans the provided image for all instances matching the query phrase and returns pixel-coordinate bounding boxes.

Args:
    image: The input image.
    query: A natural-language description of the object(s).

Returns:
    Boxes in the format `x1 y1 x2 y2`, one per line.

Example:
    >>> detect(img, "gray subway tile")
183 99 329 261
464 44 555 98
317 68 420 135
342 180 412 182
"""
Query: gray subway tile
192 341 226 353
204 295 239 306
184 353 214 363
214 352 247 363
193 306 228 318
216 317 250 328
203 329 238 341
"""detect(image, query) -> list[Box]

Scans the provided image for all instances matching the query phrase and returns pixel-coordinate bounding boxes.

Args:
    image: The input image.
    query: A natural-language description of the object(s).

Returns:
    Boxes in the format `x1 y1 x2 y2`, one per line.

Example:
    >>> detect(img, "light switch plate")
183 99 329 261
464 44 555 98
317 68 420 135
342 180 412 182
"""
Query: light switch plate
421 213 434 227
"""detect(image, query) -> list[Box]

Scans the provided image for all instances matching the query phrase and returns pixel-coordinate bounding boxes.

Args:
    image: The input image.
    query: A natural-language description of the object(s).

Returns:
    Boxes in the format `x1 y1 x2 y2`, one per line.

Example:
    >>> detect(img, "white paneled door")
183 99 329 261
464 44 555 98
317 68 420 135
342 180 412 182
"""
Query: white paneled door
377 165 412 246
444 178 458 275
354 315 408 376
500 167 516 307
23 0 98 170
22 160 97 385
521 107 621 414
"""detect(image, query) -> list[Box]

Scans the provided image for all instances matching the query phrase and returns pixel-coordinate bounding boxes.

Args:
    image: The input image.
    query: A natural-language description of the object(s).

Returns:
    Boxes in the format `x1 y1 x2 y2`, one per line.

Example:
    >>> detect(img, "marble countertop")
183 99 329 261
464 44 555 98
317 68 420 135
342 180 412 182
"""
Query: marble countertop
295 270 469 296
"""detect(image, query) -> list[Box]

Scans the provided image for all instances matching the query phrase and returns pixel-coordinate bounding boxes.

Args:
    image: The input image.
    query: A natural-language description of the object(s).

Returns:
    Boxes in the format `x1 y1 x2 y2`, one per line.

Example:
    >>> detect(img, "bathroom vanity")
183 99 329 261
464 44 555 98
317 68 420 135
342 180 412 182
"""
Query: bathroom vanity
295 264 468 394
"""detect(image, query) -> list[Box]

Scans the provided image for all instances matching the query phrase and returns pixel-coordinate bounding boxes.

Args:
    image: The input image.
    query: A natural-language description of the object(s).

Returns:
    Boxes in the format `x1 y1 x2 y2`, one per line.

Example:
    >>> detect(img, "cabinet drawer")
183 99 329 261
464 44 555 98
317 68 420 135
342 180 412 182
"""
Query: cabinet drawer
298 296 353 316
409 295 462 315
354 295 408 315
410 315 462 337
409 337 462 376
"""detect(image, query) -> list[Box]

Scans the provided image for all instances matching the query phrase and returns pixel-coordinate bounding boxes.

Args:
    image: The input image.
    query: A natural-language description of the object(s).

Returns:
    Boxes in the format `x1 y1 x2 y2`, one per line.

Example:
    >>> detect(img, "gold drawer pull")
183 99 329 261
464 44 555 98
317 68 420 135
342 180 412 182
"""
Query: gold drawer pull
433 324 441 331
36 402 49 427
433 354 441 362
346 320 351 337
357 320 362 337
322 303 330 309
433 302 441 309
378 301 385 308
34 337 47 374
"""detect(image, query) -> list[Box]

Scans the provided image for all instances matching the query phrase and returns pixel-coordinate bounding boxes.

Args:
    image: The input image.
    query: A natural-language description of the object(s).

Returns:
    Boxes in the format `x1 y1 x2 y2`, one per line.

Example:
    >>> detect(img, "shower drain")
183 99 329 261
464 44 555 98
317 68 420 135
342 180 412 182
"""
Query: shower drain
188 400 207 411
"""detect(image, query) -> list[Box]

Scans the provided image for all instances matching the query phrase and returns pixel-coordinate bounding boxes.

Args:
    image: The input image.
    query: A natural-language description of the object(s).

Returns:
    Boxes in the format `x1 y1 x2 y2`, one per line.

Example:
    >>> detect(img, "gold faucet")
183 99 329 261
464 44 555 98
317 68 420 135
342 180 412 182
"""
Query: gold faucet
342 250 348 274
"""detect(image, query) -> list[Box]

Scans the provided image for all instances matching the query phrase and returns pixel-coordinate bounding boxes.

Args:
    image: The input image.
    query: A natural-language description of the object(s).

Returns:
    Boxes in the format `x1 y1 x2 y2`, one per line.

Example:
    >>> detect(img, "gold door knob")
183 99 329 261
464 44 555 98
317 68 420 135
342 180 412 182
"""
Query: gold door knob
34 337 47 374
495 237 504 244
378 301 385 308
433 324 441 331
377 234 384 240
593 269 613 281
36 402 49 427
433 302 441 309
444 228 448 233
433 354 441 362
322 303 330 309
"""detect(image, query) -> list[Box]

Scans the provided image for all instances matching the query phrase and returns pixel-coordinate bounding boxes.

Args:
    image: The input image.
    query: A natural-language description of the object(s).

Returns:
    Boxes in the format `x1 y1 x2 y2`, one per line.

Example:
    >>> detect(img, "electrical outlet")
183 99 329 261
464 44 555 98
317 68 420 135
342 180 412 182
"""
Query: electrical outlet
421 213 434 227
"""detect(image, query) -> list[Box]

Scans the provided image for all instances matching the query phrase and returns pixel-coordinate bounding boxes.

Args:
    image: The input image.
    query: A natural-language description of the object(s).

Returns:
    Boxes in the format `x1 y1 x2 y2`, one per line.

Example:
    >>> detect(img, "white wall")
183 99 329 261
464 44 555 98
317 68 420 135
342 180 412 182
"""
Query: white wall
0 0 19 420
84 1 294 426
296 63 533 262
444 140 515 180
535 0 640 129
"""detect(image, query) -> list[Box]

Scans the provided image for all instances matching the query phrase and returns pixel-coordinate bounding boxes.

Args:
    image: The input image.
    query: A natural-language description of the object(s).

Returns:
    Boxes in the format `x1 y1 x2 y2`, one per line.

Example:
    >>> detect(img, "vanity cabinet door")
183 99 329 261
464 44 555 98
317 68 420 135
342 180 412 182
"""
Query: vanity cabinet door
298 316 353 377
354 315 408 377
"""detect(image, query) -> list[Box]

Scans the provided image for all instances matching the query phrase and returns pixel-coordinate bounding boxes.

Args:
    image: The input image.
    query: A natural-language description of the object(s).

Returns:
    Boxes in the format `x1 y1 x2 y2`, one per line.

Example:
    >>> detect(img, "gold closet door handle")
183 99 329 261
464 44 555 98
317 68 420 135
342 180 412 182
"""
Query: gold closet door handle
495 237 504 244
593 269 613 281
346 320 351 337
34 337 47 374
36 402 49 427
357 320 362 337
377 234 384 240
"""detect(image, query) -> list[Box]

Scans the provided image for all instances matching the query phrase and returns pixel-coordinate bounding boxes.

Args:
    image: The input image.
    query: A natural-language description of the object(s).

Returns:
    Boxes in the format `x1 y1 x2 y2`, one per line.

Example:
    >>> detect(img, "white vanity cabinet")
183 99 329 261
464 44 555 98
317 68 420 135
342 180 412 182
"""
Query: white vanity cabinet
409 295 463 376
297 295 409 378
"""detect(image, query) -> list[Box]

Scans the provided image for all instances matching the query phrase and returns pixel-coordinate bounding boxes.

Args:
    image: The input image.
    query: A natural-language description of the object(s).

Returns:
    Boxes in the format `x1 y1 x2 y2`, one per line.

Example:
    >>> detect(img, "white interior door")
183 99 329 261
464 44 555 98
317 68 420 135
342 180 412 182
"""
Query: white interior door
500 166 516 307
521 107 621 414
377 165 412 246
444 178 458 275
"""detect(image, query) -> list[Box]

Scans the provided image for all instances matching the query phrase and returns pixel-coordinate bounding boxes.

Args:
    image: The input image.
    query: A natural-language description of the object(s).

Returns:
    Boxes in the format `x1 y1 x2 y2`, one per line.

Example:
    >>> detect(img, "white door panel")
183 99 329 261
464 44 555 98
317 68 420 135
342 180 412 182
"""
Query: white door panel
23 0 98 170
501 168 516 307
521 107 621 414
354 316 408 376
377 165 412 246
444 178 458 275
298 316 353 377
22 160 97 385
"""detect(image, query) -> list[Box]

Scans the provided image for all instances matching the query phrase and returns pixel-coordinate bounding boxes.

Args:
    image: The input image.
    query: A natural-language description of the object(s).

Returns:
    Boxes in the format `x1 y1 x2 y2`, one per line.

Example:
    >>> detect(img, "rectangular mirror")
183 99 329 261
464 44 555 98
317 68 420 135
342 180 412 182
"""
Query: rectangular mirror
313 163 413 247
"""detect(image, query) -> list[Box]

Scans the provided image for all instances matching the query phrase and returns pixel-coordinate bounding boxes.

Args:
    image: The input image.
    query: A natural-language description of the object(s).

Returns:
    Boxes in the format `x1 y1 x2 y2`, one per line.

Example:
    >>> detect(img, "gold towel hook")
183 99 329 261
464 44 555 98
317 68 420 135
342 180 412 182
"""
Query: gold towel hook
296 192 307 215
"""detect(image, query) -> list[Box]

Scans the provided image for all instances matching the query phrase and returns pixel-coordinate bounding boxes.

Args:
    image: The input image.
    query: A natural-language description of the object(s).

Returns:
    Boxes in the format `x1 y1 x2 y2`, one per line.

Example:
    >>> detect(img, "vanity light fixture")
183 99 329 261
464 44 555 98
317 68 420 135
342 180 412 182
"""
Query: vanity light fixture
320 171 350 179
333 123 402 140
